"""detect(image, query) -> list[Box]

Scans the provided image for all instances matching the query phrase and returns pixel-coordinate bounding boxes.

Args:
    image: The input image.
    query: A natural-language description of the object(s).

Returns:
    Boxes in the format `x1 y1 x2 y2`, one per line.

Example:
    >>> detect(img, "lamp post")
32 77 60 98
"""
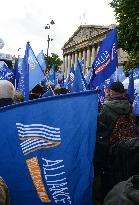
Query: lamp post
45 20 55 58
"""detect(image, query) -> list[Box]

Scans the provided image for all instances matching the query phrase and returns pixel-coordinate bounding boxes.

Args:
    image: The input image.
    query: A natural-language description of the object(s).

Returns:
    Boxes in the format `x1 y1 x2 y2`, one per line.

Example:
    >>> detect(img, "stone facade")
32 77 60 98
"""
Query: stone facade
62 25 128 76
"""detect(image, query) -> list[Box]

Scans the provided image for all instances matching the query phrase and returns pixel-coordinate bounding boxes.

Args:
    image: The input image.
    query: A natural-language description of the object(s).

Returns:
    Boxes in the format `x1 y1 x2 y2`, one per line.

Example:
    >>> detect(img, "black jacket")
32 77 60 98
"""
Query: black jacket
0 98 13 108
104 175 139 205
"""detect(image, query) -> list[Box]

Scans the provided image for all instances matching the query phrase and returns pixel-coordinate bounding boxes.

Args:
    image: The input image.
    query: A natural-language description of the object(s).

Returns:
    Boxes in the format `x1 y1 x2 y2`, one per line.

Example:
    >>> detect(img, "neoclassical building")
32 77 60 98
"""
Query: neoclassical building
62 25 128 76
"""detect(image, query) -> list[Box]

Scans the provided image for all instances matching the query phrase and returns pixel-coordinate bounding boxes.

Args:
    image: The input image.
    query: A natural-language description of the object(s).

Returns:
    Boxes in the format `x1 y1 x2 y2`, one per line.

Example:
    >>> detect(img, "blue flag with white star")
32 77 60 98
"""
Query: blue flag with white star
0 91 98 205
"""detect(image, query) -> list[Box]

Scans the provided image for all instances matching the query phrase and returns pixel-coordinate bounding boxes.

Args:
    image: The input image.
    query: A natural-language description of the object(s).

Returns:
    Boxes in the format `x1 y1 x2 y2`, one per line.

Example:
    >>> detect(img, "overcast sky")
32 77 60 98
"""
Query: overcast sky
0 0 116 58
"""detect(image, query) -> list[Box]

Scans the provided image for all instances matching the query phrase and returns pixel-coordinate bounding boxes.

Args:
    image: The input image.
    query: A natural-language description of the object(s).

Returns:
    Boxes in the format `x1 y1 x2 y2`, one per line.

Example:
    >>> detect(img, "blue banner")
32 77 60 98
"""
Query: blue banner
47 65 57 85
116 67 126 82
72 60 88 93
65 65 75 92
0 63 13 82
128 70 134 103
23 42 45 92
133 67 139 80
37 50 47 71
17 57 26 97
0 91 98 205
92 28 118 87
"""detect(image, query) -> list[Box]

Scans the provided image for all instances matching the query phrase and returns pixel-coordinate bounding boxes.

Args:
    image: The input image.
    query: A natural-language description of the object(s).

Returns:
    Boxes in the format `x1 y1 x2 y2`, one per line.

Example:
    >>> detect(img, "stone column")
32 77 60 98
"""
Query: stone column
83 49 86 74
96 45 100 54
62 57 65 75
91 46 96 65
78 51 82 60
75 51 78 69
68 54 71 74
86 47 91 68
71 53 75 66
64 55 68 77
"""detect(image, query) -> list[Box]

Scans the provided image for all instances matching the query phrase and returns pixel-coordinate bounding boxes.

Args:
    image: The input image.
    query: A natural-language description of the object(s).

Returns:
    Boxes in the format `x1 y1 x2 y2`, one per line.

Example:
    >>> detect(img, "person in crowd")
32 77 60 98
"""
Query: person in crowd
0 177 10 205
0 80 15 107
13 90 24 104
93 81 137 204
96 81 136 145
42 84 55 98
103 175 139 205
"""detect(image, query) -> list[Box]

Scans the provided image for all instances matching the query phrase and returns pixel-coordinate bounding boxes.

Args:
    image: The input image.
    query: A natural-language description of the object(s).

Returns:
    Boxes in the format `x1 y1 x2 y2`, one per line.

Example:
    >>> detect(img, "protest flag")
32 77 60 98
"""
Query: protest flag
37 50 47 71
72 60 88 93
91 28 118 87
128 70 134 103
116 67 126 82
65 64 75 92
0 63 14 82
47 64 57 85
22 42 45 100
0 91 98 205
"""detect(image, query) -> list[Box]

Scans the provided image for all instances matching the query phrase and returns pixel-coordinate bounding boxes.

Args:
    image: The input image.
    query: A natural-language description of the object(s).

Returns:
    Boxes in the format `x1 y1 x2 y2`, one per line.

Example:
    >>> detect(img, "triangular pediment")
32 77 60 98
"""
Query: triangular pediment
63 25 110 49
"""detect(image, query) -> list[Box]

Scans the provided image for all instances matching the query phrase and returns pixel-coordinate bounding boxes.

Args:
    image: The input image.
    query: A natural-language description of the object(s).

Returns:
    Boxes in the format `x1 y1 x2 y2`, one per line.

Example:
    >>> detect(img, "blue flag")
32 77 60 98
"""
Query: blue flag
104 72 117 88
0 63 13 82
133 67 139 80
133 94 139 116
85 67 96 87
47 65 57 85
79 59 84 70
0 91 98 205
72 60 88 93
23 42 45 91
13 61 21 88
17 57 26 98
37 50 47 71
65 65 75 92
116 67 126 82
128 70 134 103
92 28 118 87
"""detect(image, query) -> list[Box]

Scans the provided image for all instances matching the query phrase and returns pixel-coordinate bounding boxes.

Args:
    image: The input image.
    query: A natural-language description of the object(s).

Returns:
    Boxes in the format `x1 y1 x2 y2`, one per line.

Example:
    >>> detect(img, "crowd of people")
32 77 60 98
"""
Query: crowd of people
0 76 139 205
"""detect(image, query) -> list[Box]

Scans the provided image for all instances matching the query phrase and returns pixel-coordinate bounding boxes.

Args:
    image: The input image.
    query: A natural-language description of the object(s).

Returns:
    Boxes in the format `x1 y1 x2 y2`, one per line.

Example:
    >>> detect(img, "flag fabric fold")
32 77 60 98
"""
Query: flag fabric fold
128 70 134 103
0 91 98 205
37 50 47 71
72 60 88 93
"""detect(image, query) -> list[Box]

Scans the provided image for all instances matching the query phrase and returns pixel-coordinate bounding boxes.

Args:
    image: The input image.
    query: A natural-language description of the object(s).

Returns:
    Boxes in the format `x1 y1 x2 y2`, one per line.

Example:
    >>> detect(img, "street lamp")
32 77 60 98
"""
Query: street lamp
45 20 55 57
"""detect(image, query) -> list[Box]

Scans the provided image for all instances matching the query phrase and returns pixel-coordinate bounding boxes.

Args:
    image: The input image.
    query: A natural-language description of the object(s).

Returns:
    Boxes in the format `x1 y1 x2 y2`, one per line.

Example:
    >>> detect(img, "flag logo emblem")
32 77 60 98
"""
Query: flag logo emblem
16 123 61 155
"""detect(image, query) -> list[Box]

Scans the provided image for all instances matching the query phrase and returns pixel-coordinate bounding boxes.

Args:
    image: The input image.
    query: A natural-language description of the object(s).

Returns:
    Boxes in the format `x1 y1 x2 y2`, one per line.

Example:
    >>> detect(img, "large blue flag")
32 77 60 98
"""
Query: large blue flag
72 60 88 93
0 63 13 82
92 28 118 87
128 70 134 103
0 91 98 205
37 50 47 71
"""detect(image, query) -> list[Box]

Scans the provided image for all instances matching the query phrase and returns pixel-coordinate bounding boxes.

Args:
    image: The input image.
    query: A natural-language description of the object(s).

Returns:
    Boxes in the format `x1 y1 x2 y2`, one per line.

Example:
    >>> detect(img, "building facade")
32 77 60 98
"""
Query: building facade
62 25 128 76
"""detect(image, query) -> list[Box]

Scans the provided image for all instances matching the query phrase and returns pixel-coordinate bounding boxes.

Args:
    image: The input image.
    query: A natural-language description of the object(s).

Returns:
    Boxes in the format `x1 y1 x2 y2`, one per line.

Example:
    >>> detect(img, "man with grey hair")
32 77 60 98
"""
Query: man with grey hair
0 80 15 107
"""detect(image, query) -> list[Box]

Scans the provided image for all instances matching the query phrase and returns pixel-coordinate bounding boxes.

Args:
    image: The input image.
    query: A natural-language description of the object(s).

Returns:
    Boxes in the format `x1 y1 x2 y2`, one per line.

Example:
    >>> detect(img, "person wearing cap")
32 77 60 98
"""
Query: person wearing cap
96 81 134 141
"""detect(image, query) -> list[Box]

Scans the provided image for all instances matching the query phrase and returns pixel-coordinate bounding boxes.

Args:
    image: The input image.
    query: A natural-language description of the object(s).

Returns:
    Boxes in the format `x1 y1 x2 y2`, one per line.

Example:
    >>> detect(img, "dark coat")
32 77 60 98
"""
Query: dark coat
97 96 133 141
104 175 139 205
0 98 13 108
